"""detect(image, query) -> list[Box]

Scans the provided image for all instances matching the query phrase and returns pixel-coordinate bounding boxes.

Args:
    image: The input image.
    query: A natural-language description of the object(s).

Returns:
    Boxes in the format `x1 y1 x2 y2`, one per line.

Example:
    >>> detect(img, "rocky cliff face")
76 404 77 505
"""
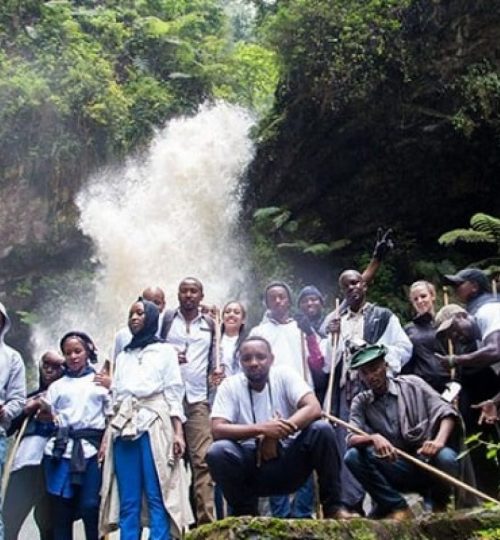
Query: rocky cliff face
244 0 500 256
0 174 90 359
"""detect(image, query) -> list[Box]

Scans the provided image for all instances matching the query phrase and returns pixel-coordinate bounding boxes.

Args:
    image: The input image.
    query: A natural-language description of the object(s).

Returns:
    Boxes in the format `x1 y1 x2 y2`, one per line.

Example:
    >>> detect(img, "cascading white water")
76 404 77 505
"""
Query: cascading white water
31 102 255 357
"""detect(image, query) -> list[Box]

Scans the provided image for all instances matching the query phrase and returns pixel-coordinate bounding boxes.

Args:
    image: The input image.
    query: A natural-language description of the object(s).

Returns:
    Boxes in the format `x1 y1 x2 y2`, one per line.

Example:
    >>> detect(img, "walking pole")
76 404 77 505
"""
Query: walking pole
324 298 340 413
492 279 498 300
1 415 29 503
214 306 222 372
442 286 457 383
322 411 500 506
300 331 308 381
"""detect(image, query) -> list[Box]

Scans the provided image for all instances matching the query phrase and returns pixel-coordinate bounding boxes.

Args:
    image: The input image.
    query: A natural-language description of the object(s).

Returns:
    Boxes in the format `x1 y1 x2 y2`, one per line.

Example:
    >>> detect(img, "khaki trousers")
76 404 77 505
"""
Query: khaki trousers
185 400 215 524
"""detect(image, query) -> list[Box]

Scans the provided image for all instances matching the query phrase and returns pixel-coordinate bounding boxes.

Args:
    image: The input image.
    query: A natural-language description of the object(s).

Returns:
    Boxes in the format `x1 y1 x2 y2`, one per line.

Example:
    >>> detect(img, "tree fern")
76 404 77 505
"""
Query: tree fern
471 213 500 239
438 213 500 277
438 228 495 245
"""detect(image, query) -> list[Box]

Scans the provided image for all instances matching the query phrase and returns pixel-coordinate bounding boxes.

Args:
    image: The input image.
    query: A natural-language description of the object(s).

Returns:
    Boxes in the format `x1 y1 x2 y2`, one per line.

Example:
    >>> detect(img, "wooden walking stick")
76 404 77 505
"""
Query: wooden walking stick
322 411 500 507
214 306 222 372
324 298 340 413
300 330 308 381
1 415 29 503
442 286 457 382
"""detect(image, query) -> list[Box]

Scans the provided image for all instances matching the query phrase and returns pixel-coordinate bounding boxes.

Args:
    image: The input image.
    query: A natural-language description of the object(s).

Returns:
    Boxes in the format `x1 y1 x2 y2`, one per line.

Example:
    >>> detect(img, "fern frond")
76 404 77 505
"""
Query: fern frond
471 213 500 240
438 229 495 245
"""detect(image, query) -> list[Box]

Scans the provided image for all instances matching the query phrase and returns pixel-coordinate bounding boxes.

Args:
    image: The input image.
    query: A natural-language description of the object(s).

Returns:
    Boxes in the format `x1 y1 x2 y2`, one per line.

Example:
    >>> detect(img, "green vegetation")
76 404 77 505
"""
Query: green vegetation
0 0 278 191
439 213 500 277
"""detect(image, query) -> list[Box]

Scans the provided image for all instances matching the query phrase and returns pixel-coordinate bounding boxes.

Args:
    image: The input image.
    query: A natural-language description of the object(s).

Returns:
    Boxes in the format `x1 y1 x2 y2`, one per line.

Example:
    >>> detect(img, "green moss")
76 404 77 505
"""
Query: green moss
187 511 500 540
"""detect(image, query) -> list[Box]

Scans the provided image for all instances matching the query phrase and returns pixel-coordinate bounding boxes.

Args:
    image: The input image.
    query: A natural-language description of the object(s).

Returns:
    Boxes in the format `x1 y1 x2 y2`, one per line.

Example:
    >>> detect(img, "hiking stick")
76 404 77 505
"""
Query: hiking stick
1 415 29 503
324 298 340 413
300 331 308 381
214 307 222 371
442 286 456 382
322 411 500 506
492 279 498 300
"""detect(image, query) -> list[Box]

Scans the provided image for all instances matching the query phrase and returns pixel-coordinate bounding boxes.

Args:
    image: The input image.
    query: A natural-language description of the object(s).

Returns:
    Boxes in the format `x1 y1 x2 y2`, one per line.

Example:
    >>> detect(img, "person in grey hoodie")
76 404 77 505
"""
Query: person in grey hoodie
0 302 26 538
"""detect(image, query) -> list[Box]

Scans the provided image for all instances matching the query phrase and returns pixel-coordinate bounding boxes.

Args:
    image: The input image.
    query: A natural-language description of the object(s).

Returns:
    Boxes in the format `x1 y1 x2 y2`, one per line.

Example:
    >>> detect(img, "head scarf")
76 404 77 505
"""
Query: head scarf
125 297 161 351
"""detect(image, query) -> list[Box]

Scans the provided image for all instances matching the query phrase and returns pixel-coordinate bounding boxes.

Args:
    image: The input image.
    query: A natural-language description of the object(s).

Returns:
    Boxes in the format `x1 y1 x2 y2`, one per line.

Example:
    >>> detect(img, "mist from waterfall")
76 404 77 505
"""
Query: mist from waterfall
31 102 255 358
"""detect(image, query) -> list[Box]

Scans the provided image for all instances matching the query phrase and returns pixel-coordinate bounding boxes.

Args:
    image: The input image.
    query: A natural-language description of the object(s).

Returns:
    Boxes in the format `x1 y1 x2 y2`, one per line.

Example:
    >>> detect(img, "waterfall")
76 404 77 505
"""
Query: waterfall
31 102 255 357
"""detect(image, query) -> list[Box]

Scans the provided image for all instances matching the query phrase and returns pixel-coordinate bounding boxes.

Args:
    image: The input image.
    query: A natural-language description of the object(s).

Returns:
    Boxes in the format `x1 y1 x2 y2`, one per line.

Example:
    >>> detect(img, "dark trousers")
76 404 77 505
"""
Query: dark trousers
50 456 101 540
4 465 53 540
345 446 459 515
206 420 342 516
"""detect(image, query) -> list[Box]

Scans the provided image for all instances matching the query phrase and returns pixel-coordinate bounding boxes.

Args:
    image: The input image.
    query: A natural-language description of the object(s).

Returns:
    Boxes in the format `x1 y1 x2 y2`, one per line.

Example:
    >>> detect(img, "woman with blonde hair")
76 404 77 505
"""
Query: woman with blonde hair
403 280 449 393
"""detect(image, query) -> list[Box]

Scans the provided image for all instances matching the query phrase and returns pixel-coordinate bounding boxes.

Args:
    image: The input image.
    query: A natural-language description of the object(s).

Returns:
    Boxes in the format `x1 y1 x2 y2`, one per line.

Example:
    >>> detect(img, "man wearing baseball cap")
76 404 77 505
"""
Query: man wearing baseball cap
344 344 460 520
438 268 500 374
435 299 500 498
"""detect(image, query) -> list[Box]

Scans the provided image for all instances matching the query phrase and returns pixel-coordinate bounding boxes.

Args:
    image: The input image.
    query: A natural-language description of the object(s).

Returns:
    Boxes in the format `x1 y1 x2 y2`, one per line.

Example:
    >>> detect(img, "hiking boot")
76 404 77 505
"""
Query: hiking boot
385 507 413 521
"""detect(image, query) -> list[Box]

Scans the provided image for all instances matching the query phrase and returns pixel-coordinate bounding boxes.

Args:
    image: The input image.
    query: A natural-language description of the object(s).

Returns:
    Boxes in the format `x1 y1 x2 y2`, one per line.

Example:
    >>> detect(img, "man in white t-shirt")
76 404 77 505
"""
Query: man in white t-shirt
206 336 353 519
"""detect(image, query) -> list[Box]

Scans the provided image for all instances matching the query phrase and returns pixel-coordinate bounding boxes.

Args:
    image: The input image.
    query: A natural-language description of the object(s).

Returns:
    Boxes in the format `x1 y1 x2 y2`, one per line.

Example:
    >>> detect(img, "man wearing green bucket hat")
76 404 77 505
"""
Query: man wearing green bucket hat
344 344 461 520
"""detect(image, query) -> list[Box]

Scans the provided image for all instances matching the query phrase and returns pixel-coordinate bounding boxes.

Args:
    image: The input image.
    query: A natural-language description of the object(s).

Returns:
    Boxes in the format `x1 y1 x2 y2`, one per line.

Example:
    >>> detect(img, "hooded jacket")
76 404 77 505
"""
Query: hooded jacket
0 302 26 433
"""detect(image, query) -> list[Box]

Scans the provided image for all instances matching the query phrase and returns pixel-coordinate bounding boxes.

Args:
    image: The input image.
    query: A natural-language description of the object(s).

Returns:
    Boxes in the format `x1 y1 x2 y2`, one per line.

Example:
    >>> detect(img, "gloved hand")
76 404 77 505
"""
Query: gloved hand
294 313 314 336
373 228 394 261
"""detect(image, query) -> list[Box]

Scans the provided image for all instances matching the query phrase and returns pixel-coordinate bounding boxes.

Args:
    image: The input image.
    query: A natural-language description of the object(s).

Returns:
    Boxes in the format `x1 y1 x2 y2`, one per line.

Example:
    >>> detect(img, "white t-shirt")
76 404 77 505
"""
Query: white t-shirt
211 365 313 432
475 302 500 341
44 372 111 459
220 334 240 376
475 302 500 374
250 319 311 383
113 342 185 429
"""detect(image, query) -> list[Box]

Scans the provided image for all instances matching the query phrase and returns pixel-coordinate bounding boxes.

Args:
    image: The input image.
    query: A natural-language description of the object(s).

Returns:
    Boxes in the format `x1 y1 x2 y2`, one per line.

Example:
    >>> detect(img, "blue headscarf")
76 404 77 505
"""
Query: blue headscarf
125 297 161 351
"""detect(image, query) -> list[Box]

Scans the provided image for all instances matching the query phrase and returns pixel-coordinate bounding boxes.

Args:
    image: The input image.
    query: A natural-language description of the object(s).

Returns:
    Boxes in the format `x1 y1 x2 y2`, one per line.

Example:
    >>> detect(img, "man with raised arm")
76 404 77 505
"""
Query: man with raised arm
320 269 412 514
206 336 352 519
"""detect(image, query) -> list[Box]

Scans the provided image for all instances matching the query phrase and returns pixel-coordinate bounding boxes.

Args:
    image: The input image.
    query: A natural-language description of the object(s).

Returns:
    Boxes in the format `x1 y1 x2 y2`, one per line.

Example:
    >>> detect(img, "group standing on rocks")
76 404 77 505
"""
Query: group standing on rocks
1 231 500 539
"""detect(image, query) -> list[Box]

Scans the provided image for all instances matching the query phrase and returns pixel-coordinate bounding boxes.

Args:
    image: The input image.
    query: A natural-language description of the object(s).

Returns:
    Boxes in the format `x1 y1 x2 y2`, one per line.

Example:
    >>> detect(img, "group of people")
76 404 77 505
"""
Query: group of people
0 246 499 538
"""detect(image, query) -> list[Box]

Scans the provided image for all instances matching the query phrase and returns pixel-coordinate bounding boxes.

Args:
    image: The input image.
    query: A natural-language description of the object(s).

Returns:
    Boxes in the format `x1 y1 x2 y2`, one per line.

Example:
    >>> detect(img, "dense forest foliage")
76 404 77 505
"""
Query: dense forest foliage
1 0 499 353
244 0 500 315
0 0 278 351
0 0 276 188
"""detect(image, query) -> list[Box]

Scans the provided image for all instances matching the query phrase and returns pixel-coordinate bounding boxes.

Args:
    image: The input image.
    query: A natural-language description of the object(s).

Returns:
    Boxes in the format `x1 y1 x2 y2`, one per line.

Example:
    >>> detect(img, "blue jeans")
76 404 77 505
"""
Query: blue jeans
269 475 314 518
207 420 342 517
344 445 459 515
114 434 170 540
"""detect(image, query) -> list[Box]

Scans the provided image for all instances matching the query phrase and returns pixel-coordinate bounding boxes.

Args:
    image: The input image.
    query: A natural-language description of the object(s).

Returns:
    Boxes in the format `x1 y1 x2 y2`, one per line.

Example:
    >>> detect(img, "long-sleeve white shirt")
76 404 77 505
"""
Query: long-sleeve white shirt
166 311 213 404
112 342 185 430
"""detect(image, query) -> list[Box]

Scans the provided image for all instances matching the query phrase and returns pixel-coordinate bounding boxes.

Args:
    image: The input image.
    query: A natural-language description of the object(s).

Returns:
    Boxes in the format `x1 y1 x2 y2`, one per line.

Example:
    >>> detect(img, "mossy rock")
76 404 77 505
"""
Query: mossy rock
187 510 500 540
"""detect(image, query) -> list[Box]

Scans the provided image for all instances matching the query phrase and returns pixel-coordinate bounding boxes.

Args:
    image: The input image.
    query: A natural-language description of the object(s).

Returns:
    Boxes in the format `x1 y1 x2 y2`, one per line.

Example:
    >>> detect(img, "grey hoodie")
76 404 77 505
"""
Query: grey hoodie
0 302 26 433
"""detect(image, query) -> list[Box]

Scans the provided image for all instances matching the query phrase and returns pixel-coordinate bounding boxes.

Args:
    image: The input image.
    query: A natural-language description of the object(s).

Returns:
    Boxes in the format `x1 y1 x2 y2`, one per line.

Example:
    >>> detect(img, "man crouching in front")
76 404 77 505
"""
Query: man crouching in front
206 336 354 519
